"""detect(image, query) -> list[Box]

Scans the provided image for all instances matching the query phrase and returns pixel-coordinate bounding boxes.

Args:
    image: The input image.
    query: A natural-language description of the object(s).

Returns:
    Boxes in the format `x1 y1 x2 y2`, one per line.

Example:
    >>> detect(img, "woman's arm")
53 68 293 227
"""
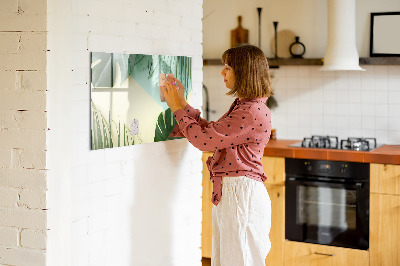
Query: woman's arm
162 77 211 137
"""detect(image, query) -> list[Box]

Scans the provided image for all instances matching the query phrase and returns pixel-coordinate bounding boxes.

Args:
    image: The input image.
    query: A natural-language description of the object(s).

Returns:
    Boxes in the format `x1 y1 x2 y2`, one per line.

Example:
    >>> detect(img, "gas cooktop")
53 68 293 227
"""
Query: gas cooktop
289 135 383 151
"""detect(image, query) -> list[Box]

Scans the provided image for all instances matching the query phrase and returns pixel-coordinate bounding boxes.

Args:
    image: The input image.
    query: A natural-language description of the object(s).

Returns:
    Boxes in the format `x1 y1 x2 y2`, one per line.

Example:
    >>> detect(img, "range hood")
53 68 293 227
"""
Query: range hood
320 0 365 71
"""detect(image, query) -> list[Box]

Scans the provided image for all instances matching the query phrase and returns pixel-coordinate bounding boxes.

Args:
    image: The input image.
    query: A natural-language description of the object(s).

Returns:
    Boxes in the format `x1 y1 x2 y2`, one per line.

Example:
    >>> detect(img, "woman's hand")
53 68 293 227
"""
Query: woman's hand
160 76 186 113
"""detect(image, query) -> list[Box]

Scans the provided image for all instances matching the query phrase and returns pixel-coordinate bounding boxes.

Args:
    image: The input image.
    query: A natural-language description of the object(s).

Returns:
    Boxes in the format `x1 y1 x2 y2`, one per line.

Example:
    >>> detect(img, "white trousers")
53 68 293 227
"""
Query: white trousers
212 176 271 266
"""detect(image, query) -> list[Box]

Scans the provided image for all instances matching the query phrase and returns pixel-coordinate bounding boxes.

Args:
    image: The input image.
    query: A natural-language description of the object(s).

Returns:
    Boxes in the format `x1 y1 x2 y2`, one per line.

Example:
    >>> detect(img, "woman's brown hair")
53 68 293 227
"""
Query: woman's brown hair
221 44 273 99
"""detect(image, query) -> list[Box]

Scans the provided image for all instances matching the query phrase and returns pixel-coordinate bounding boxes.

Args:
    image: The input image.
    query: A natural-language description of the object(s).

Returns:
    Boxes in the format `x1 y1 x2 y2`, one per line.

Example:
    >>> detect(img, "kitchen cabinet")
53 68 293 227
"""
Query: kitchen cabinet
370 163 400 266
261 156 285 266
284 241 369 266
201 154 286 266
202 152 213 258
370 163 400 195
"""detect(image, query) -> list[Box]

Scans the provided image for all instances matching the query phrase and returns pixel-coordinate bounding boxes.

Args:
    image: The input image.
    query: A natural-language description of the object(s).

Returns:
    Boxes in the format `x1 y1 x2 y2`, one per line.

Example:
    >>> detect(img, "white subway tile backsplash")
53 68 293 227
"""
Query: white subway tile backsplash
374 117 389 130
388 76 400 91
361 116 375 130
374 65 388 77
205 65 400 144
374 90 388 104
388 91 400 104
285 66 298 77
361 104 375 117
374 130 389 144
388 65 400 76
388 131 400 143
348 116 363 129
336 90 349 103
374 77 388 91
335 72 349 90
388 117 400 131
298 77 311 89
362 90 375 104
348 103 362 116
323 103 336 115
286 77 299 89
375 104 389 117
336 115 348 129
389 104 400 117
298 67 311 78
348 90 362 103
361 129 375 138
349 128 362 137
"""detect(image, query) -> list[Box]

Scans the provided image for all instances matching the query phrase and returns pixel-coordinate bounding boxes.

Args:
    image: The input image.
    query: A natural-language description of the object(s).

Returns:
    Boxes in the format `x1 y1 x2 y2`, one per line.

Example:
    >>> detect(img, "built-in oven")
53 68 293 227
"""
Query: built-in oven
285 158 370 250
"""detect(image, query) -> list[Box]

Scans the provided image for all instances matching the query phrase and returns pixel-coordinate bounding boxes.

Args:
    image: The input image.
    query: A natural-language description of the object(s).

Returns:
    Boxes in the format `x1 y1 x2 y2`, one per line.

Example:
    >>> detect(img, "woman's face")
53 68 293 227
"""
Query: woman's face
220 64 235 89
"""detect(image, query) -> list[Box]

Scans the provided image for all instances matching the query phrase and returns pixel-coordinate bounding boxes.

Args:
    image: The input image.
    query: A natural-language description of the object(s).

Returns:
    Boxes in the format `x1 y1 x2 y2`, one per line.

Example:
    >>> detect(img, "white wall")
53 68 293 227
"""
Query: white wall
203 0 400 145
46 0 203 266
203 0 400 58
0 0 48 265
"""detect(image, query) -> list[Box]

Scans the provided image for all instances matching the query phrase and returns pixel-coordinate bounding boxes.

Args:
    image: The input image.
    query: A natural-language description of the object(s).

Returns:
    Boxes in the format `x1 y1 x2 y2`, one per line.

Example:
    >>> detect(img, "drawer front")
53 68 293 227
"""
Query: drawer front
284 241 369 266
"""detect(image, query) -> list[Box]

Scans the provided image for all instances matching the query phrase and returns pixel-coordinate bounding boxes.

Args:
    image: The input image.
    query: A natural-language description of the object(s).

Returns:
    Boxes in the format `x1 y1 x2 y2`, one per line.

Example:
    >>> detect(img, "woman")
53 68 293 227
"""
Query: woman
161 44 273 266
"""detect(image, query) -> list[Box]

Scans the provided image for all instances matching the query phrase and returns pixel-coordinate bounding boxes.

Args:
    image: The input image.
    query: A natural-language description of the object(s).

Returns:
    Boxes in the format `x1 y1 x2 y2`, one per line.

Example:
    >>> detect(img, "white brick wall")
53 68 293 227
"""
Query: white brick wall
0 0 48 265
47 1 203 266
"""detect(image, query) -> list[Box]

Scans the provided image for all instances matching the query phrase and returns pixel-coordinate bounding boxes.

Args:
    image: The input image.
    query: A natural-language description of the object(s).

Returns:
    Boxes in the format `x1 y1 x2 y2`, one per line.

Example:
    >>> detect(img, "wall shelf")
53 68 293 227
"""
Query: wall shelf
203 57 400 67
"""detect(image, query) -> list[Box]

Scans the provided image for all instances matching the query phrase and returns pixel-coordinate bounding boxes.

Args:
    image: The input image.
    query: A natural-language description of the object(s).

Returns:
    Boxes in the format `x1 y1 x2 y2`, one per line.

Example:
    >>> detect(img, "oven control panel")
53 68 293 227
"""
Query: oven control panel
286 158 369 180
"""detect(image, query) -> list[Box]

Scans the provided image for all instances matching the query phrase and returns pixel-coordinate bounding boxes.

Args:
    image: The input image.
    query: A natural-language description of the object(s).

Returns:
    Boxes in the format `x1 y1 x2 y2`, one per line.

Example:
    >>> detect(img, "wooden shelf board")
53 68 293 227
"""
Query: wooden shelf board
203 57 400 67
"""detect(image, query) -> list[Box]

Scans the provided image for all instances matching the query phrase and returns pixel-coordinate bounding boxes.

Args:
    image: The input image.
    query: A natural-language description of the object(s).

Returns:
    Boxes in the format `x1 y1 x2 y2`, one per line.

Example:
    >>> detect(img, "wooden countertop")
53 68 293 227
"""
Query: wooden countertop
263 139 400 165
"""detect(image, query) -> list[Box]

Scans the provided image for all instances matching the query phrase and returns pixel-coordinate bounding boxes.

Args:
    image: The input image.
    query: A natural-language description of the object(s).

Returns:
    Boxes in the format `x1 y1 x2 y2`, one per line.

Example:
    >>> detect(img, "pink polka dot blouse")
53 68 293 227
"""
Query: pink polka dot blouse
169 97 272 206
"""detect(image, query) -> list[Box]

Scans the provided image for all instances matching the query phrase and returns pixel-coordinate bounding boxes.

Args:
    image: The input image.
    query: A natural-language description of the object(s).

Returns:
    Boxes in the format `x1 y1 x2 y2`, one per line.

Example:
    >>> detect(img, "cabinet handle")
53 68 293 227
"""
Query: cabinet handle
314 252 335 257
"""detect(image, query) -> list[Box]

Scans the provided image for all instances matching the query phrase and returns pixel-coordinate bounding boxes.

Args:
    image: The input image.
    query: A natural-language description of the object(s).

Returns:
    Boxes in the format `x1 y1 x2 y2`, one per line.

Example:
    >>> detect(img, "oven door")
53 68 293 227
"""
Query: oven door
285 177 369 250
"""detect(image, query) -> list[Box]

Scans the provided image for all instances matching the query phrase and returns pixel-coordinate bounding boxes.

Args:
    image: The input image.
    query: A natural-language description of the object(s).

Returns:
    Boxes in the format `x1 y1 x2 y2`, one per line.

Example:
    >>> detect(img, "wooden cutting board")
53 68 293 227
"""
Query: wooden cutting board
231 16 249 48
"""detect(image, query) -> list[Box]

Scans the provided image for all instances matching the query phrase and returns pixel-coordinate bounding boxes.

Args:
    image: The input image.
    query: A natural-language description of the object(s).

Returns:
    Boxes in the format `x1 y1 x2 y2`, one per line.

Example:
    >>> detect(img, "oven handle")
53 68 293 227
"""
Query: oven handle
286 177 364 189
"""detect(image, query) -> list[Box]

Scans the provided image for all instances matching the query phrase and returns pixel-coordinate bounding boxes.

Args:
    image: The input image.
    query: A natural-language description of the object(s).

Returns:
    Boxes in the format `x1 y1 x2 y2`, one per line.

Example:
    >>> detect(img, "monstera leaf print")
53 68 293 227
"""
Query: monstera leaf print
154 108 182 142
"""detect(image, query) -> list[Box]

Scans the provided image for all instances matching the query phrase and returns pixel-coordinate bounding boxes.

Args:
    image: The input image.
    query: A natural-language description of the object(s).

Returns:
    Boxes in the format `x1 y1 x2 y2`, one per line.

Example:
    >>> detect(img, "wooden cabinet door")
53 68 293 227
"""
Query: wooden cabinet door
262 156 285 186
284 241 369 266
370 163 400 195
264 184 284 266
202 152 213 258
370 193 400 266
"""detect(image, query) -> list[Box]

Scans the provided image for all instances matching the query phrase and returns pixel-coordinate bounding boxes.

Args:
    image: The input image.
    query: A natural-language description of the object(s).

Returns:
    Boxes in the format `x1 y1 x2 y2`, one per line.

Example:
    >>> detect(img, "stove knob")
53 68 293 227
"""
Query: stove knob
340 164 347 174
305 162 312 171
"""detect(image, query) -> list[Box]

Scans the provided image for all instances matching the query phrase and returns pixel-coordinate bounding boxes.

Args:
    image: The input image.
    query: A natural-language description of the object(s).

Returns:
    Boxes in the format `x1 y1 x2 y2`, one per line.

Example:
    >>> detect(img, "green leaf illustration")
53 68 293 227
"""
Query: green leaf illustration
154 108 182 142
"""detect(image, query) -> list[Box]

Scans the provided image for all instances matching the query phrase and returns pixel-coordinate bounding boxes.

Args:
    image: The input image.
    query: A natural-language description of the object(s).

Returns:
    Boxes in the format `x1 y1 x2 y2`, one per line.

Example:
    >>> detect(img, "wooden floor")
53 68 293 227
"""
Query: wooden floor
202 257 211 266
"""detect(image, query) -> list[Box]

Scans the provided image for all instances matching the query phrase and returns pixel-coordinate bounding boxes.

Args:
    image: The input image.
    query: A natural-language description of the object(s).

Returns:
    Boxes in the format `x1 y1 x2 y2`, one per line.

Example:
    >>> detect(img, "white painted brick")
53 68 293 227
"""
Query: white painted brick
0 208 46 230
0 71 16 90
0 110 46 130
0 13 46 32
0 52 46 71
87 211 109 233
0 247 45 266
0 0 18 13
189 3 203 19
20 149 46 170
0 227 19 247
0 32 20 54
19 0 47 15
0 169 47 189
16 70 47 91
166 0 192 15
0 129 46 150
0 90 46 111
87 33 125 54
19 189 46 209
20 229 46 249
0 149 11 169
0 187 19 208
181 16 202 30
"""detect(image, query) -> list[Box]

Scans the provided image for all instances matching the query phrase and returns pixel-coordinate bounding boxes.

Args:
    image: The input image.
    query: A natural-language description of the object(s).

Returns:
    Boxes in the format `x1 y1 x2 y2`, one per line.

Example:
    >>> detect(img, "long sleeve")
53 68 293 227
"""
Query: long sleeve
168 103 210 138
173 105 257 152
